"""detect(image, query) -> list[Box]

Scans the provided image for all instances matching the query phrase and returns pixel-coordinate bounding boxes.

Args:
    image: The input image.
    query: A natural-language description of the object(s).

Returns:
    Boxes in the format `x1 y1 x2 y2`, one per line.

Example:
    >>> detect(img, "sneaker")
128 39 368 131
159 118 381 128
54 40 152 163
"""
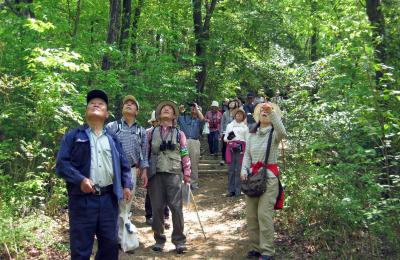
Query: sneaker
246 250 261 258
176 244 187 254
145 217 153 226
219 160 225 166
225 192 235 197
152 243 164 252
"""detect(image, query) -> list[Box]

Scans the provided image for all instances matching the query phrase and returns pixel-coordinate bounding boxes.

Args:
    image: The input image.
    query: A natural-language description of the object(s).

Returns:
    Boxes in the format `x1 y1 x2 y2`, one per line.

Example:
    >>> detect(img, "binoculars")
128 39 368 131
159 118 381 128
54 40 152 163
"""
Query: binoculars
160 140 176 151
227 131 236 141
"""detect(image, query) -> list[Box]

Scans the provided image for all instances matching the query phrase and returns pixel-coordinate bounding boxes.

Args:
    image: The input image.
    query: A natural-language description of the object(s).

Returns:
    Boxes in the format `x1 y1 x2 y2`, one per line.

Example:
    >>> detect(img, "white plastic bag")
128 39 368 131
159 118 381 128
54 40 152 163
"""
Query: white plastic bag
120 214 139 252
202 122 210 135
182 183 191 208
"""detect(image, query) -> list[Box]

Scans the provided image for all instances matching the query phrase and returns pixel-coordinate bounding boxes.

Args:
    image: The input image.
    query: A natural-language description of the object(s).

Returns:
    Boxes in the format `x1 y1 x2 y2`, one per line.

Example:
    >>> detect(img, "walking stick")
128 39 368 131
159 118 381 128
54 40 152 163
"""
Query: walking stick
190 190 207 241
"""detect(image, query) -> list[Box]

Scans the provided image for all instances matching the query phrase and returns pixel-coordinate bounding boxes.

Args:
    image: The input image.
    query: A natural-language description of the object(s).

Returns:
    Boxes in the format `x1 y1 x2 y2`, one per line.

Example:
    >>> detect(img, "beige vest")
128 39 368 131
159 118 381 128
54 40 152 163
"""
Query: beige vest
149 126 182 176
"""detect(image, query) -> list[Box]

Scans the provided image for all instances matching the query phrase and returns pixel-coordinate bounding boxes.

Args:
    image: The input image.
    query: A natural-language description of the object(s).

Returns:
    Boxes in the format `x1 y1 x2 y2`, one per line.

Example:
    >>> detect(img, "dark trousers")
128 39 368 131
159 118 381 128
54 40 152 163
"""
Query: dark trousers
68 193 118 260
208 130 219 154
228 149 242 195
221 135 227 161
145 190 170 220
148 172 186 246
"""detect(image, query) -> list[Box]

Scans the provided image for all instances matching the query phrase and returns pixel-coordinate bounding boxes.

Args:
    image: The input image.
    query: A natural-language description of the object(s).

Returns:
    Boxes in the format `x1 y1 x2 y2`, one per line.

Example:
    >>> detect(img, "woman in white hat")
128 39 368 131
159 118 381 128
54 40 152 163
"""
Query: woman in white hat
240 102 287 260
224 107 249 197
205 100 223 155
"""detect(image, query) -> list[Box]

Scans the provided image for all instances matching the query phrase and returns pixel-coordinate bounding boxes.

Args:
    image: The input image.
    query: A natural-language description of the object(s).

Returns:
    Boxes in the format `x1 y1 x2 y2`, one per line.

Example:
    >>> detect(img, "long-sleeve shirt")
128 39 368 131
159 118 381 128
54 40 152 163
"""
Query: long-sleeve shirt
106 118 149 170
205 110 222 132
224 120 249 142
220 110 234 135
241 111 287 178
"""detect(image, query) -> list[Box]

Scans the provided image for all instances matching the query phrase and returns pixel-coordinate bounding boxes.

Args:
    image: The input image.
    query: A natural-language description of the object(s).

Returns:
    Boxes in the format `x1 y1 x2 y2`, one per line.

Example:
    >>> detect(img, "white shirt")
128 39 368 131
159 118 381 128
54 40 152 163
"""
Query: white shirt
224 120 249 142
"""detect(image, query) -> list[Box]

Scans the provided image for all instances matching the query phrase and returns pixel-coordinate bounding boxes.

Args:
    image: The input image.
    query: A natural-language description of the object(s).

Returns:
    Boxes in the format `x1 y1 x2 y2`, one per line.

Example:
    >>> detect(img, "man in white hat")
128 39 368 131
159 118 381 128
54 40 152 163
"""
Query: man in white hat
205 100 222 155
147 101 191 254
106 95 148 247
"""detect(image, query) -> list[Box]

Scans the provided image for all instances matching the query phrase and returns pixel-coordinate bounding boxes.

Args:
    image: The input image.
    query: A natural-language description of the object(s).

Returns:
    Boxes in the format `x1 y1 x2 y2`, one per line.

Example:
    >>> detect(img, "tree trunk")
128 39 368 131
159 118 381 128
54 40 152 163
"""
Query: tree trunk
310 0 318 61
6 0 35 18
130 0 144 58
102 0 121 70
119 0 131 49
72 0 81 38
192 0 217 103
365 0 386 86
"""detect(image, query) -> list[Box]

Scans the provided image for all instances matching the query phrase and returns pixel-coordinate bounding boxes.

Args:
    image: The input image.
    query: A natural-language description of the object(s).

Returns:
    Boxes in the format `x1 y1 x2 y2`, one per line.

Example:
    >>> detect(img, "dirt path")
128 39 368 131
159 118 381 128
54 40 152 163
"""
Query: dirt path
121 170 250 259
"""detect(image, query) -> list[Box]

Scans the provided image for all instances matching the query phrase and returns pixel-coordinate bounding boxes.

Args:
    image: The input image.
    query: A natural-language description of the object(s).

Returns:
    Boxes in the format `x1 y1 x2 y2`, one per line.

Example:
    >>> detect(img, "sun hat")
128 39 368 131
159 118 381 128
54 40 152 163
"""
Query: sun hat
210 101 219 107
155 100 179 120
148 111 156 123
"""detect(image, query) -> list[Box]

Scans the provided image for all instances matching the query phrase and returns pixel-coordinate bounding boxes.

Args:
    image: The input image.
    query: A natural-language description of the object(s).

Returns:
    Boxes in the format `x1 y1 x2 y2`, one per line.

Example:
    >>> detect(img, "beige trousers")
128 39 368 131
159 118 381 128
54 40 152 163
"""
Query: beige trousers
246 177 279 256
187 139 200 189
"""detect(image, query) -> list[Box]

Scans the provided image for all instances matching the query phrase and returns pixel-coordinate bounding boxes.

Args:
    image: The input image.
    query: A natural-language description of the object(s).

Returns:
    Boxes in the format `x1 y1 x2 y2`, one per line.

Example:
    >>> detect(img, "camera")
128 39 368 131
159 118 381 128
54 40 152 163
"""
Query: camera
160 140 176 151
227 131 236 141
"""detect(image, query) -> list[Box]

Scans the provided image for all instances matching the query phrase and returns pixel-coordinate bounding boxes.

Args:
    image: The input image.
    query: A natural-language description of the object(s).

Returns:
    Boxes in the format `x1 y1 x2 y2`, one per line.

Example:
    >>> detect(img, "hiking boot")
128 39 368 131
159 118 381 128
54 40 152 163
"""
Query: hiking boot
145 217 153 226
259 255 274 260
176 244 187 254
220 160 225 166
246 250 261 258
152 243 164 252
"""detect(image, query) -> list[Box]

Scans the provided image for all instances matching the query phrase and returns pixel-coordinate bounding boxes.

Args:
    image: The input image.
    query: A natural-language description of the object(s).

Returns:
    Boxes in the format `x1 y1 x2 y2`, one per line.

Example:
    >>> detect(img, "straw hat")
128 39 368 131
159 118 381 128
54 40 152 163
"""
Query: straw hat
155 100 179 120
148 110 156 123
253 102 282 123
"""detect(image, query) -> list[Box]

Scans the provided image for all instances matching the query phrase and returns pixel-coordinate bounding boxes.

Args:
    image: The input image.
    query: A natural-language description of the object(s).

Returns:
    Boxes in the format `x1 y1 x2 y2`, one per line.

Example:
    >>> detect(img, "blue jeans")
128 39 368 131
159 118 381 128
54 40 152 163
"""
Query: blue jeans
208 131 219 154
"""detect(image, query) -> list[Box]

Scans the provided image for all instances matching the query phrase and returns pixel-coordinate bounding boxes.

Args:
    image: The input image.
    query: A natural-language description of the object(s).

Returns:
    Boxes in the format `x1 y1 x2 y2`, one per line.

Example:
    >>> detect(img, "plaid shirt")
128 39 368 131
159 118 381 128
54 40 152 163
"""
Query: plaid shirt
106 118 149 169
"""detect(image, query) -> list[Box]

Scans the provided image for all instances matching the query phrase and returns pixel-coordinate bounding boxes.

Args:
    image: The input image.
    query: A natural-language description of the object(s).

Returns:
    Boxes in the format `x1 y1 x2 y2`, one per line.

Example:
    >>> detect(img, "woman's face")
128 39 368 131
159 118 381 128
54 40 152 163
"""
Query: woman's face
228 101 236 109
235 112 245 122
259 108 271 124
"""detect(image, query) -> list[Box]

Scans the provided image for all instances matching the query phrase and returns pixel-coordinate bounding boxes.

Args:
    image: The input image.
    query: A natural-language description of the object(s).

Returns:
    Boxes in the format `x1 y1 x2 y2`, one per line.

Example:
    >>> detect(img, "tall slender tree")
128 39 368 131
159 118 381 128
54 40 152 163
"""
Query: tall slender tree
102 0 122 70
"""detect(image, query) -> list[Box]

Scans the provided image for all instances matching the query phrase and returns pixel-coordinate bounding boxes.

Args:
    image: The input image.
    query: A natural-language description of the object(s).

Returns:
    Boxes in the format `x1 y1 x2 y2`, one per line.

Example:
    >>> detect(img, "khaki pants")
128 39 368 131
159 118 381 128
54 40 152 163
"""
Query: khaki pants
187 139 200 189
246 177 279 256
118 167 137 243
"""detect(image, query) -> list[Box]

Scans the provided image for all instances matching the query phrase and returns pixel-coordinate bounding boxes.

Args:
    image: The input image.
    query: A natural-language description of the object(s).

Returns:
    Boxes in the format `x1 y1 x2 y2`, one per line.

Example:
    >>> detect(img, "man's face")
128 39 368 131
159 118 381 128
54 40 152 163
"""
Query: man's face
122 100 138 117
86 98 109 121
160 105 175 120
190 105 197 116
211 106 218 112
247 96 254 104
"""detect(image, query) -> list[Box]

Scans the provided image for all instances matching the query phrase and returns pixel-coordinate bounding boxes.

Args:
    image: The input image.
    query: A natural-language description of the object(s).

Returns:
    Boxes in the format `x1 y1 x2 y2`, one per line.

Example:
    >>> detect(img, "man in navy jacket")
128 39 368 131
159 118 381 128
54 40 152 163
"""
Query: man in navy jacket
56 89 132 260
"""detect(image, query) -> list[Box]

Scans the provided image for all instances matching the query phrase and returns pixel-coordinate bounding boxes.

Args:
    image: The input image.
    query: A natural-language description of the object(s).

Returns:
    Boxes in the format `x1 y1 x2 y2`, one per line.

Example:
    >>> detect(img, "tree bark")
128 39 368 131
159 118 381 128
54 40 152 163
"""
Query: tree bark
119 0 131 49
365 0 386 86
130 0 144 58
310 0 318 61
192 0 217 103
6 0 35 18
102 0 121 70
72 0 81 38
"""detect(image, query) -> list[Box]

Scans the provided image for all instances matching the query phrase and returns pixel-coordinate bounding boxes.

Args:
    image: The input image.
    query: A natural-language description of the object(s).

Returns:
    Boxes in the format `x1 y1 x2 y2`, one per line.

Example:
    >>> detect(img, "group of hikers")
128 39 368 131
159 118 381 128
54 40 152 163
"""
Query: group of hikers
55 89 287 260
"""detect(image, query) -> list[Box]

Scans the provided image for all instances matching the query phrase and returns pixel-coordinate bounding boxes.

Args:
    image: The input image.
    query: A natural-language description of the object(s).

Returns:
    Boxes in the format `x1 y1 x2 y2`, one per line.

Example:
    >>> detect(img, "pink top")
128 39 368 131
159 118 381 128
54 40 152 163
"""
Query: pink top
146 125 191 177
205 110 222 132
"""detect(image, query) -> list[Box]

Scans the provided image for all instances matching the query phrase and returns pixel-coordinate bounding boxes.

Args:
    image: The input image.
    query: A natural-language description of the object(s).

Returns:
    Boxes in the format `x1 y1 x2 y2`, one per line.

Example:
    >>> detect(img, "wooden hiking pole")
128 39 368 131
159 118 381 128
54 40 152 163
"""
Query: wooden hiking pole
190 190 207 241
281 139 286 171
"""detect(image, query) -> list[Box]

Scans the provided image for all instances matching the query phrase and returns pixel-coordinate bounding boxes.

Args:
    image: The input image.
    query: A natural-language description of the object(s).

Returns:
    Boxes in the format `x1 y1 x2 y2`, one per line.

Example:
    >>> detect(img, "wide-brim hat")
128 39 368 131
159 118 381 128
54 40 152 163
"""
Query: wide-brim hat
123 95 140 110
87 89 108 105
148 110 156 123
253 102 282 123
156 100 179 120
232 107 246 119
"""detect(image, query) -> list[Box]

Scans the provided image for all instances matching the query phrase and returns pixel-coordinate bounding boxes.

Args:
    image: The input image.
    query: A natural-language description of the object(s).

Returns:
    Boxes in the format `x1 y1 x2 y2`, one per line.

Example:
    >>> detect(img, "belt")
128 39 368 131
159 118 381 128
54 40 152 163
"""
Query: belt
188 137 199 140
93 185 113 196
